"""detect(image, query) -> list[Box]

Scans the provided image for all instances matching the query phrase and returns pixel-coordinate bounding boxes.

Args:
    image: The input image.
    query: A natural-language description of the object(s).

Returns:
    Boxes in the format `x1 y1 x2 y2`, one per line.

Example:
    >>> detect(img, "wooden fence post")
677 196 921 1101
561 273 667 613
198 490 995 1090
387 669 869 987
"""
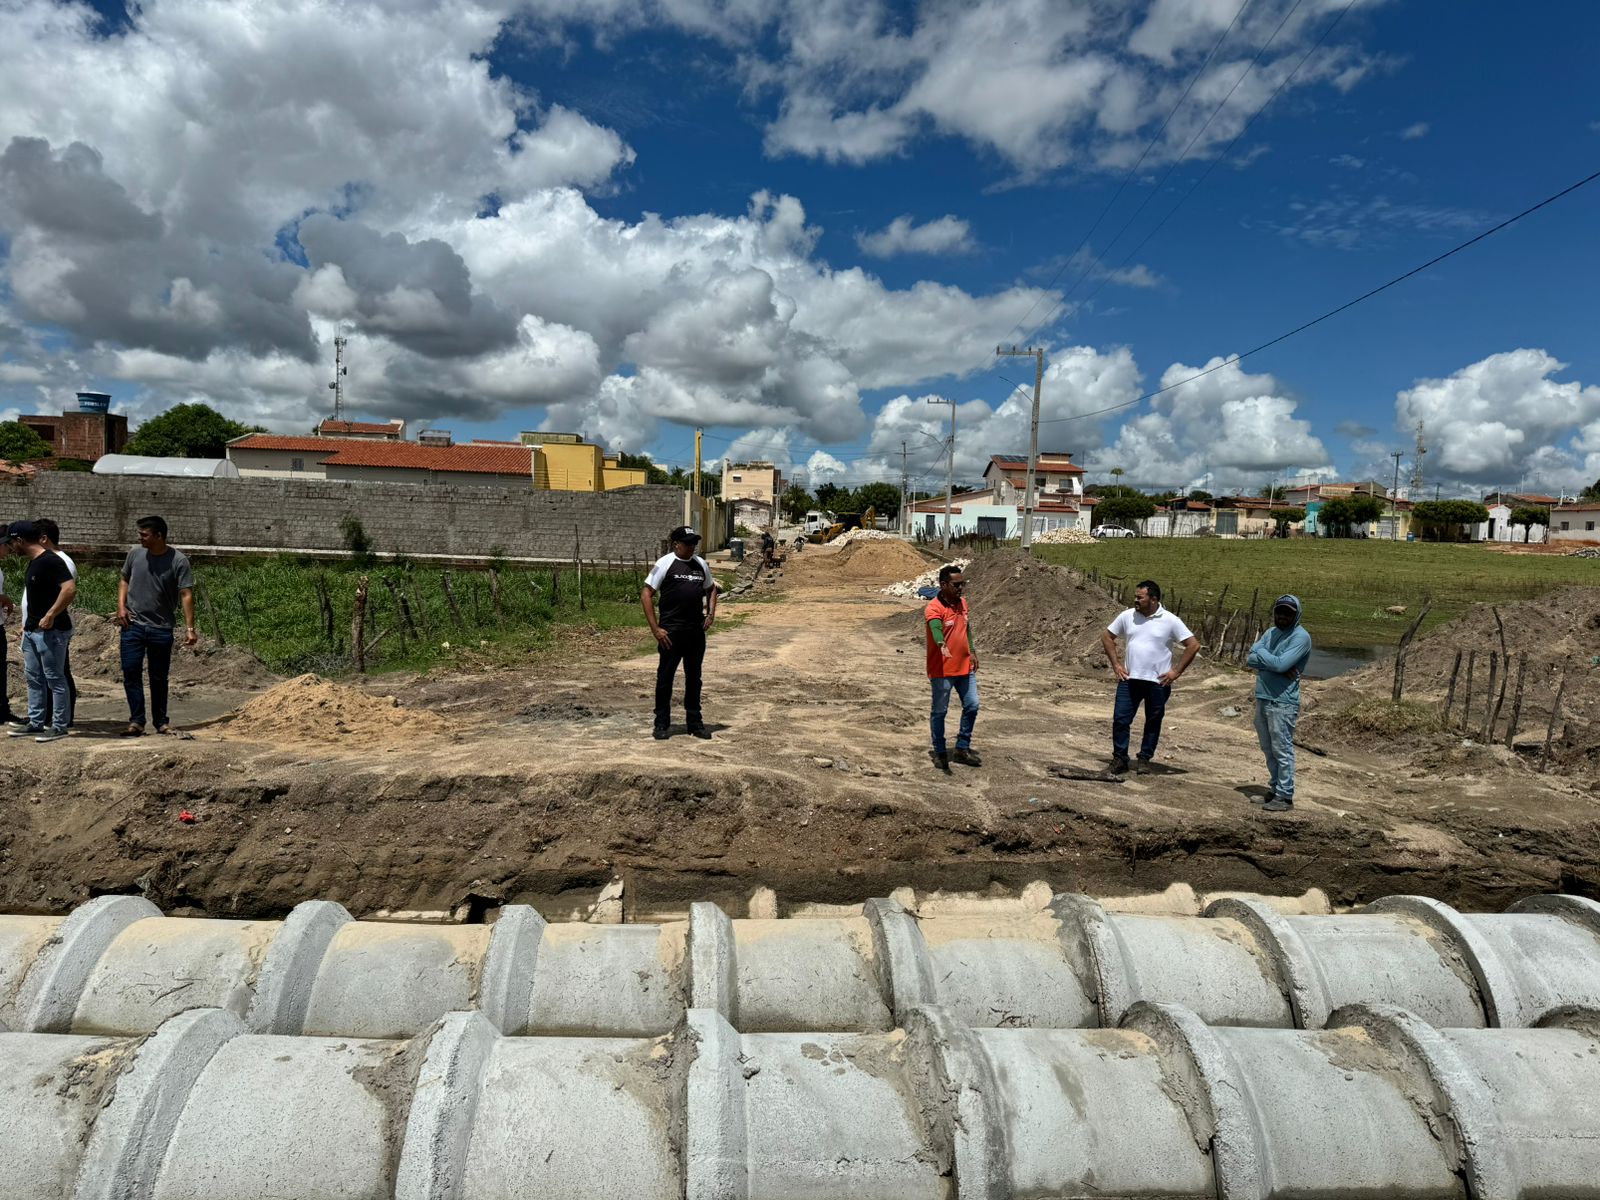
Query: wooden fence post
236 593 254 647
197 580 225 647
1391 598 1433 702
1479 652 1499 741
1443 649 1463 723
1541 670 1568 772
352 576 368 673
574 527 585 612
1504 653 1528 749
489 567 504 628
440 570 465 629
1461 649 1476 731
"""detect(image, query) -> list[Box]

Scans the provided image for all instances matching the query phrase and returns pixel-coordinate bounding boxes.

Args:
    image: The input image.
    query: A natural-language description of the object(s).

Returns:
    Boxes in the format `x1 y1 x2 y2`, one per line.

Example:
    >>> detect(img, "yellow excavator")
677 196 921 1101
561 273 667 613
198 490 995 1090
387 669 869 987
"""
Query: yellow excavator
805 506 877 544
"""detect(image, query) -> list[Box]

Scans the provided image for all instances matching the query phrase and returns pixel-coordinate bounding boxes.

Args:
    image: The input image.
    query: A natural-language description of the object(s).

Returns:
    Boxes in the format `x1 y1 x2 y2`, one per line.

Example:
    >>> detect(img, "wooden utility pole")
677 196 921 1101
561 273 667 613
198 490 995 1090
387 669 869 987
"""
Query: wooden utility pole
927 396 956 550
692 427 703 517
997 345 1045 549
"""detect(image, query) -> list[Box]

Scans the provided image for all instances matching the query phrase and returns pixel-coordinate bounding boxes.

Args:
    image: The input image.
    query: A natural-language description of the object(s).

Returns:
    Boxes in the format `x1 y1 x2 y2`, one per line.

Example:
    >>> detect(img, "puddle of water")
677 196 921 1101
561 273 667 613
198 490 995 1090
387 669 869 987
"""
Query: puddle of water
1302 644 1389 681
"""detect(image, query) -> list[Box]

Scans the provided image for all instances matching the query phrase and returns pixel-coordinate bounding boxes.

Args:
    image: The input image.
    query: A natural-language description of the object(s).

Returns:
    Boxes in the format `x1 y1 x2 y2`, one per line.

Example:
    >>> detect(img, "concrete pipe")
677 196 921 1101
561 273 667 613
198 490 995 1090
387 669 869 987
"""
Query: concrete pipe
4 892 1600 1039
6 1003 1600 1198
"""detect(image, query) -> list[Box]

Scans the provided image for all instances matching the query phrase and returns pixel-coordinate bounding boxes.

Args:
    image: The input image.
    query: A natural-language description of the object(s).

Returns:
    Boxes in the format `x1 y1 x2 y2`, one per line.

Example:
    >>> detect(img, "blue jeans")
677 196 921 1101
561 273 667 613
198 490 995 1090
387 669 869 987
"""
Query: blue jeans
23 629 72 733
122 624 175 728
1112 679 1170 760
930 672 979 754
1255 699 1300 800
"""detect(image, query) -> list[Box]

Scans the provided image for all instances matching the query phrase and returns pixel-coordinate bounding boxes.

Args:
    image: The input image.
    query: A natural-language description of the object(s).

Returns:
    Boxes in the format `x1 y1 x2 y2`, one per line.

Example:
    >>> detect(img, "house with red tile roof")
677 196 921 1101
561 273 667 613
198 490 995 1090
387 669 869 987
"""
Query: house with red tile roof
315 418 405 440
981 452 1086 506
1550 502 1600 543
228 433 537 487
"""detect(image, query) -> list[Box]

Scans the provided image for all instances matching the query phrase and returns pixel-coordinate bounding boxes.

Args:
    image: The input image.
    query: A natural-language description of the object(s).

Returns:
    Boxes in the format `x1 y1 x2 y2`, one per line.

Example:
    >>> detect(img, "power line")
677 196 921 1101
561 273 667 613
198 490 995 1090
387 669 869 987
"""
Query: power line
1034 164 1600 427
998 0 1255 343
1066 0 1357 320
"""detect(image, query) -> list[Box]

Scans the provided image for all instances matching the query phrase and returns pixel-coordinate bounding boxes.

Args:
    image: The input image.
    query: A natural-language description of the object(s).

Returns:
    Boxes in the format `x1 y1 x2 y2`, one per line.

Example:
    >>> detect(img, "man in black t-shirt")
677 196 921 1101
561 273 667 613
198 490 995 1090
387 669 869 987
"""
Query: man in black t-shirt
6 521 75 742
642 525 718 740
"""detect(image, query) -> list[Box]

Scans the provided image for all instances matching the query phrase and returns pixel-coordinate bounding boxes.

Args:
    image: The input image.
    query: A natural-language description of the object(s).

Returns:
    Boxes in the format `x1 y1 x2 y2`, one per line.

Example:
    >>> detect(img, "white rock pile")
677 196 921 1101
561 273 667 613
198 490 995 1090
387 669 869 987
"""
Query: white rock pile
1032 527 1098 545
831 527 897 546
881 558 970 598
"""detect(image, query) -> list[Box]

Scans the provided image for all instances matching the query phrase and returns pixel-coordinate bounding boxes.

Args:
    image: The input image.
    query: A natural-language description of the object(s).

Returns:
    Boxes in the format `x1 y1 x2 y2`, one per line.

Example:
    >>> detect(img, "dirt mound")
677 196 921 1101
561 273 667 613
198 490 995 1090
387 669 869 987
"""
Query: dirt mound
933 550 1124 666
1335 585 1600 767
224 673 452 745
40 613 278 690
830 538 938 584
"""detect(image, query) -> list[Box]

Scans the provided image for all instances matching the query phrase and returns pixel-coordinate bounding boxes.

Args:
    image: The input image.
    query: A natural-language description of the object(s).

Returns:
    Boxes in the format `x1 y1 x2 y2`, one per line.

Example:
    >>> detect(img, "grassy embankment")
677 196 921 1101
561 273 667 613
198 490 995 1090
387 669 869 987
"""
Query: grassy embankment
1033 539 1597 647
62 556 672 676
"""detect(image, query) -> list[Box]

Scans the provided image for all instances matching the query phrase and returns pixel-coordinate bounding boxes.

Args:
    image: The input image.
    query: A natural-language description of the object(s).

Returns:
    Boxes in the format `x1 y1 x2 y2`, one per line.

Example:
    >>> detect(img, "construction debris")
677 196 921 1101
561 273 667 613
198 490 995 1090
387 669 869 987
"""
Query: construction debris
1031 526 1097 544
829 527 897 547
880 559 970 597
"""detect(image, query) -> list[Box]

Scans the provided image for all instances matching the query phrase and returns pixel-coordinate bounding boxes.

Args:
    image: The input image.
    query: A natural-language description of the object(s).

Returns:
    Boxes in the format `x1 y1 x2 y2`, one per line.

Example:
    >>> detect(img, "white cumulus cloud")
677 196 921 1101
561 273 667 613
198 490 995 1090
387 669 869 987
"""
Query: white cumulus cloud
856 215 976 258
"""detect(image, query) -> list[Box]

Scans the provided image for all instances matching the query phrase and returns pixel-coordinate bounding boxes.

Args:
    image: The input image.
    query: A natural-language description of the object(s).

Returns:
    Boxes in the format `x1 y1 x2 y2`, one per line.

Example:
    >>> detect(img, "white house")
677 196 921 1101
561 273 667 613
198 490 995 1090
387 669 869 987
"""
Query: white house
1550 502 1600 543
1476 492 1558 543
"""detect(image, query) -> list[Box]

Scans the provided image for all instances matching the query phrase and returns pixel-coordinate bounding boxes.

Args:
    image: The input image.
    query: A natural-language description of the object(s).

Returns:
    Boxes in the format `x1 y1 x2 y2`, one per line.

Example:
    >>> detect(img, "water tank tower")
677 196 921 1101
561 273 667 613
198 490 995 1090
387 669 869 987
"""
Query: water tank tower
76 391 111 414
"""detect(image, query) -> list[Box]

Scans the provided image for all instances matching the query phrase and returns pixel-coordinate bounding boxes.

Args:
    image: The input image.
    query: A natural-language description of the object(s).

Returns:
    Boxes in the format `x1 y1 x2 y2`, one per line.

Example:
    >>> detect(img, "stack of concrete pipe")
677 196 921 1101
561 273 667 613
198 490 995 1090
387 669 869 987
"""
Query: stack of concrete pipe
5 891 1600 1197
4 891 1599 1037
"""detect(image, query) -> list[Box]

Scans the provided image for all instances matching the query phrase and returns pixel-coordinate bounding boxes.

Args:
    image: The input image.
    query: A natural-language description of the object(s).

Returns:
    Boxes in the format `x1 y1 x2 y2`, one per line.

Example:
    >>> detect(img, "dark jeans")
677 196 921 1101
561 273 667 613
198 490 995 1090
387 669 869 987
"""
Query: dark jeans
654 625 705 729
122 624 175 728
1112 678 1170 760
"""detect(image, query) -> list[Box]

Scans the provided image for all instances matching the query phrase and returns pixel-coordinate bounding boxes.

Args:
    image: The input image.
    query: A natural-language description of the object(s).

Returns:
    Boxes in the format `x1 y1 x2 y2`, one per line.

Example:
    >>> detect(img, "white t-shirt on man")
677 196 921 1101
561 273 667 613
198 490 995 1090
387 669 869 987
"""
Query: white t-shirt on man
1107 605 1194 682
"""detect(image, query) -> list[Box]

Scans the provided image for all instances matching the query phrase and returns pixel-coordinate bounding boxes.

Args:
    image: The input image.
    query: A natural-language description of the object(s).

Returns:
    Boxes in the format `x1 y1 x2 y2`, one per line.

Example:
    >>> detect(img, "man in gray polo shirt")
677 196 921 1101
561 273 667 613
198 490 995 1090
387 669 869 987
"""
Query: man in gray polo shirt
115 515 198 735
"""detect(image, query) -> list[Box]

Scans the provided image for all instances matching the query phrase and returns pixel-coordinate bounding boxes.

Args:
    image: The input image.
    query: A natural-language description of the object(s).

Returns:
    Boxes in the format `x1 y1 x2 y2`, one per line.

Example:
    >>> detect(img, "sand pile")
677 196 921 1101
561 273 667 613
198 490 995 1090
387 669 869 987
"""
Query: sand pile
1335 585 1599 767
29 613 279 690
901 549 1123 666
830 538 937 584
225 673 452 745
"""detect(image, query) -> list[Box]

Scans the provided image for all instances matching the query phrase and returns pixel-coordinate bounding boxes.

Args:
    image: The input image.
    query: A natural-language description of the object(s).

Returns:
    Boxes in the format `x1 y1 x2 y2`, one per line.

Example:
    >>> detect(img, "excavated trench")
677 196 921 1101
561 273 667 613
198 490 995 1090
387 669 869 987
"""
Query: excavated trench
1 754 1595 922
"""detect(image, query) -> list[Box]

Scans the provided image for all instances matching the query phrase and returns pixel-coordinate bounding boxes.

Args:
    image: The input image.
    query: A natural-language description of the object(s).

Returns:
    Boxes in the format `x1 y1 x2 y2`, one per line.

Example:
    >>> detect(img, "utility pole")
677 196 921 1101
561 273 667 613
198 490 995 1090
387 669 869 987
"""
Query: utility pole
900 441 909 536
327 334 348 420
927 396 956 551
1390 451 1403 539
997 345 1045 548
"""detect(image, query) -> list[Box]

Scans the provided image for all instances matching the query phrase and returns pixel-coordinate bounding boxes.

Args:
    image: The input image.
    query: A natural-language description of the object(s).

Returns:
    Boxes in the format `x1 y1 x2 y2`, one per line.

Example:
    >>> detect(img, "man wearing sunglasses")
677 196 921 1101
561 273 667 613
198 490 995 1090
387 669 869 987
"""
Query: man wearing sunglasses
925 563 980 771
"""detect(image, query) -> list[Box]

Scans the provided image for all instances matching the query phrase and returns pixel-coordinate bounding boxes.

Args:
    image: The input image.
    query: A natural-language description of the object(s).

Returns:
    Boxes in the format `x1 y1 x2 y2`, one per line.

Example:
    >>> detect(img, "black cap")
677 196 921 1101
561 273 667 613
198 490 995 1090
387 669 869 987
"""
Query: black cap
4 520 36 540
669 525 701 544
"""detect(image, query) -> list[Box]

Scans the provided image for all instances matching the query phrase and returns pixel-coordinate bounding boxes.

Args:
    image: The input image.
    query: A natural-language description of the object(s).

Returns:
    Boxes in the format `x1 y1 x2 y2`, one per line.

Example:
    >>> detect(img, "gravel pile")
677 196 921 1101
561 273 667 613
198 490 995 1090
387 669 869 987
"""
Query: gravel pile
1032 527 1097 545
831 528 898 546
880 559 970 598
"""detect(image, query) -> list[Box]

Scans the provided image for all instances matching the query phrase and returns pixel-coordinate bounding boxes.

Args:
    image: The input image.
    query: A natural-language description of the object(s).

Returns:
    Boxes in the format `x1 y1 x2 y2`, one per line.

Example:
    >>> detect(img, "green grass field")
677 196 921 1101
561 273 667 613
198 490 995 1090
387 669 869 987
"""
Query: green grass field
60 556 663 676
1032 539 1597 647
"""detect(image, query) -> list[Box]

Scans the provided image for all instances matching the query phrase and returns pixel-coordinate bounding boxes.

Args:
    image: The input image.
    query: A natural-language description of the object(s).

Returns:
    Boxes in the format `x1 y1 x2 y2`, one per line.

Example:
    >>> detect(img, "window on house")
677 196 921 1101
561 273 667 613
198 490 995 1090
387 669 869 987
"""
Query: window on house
1560 521 1570 530
291 457 304 471
1589 521 1596 532
732 474 742 482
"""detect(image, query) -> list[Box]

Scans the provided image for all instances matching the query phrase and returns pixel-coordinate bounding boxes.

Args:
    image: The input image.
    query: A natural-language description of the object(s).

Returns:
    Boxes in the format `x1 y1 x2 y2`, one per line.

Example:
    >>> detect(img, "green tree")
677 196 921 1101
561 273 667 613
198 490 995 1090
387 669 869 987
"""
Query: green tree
780 484 814 520
1094 494 1156 528
1186 488 1213 502
1085 483 1146 500
1348 494 1387 526
1272 506 1307 536
850 482 901 519
1316 497 1356 537
814 482 847 510
1411 499 1491 542
0 421 53 462
1580 478 1600 502
124 403 263 458
1508 506 1550 543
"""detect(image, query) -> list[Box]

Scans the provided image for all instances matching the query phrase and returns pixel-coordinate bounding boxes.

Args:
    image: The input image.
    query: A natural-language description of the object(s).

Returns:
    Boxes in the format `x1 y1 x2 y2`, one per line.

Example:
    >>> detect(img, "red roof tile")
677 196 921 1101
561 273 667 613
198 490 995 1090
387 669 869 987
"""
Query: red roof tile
317 419 402 435
231 434 535 476
986 454 1085 474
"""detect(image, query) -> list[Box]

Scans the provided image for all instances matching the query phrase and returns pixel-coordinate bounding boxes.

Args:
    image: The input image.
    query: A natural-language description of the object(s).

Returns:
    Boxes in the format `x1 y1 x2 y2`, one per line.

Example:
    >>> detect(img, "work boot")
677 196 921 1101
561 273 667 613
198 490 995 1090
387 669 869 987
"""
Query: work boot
688 725 712 740
1109 755 1130 774
952 747 983 767
1263 795 1293 813
1134 756 1151 775
652 724 670 741
930 748 950 772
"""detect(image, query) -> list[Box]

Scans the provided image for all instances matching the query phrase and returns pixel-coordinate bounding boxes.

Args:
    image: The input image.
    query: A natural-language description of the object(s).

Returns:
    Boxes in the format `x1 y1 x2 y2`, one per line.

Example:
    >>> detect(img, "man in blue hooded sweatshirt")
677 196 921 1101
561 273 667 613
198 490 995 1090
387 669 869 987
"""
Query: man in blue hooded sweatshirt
1246 595 1313 812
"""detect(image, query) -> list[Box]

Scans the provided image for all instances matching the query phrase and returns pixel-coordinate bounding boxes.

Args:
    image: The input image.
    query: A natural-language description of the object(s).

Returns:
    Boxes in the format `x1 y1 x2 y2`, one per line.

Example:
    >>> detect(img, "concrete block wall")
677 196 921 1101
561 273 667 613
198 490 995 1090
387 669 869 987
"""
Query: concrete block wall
5 892 1600 1040
7 472 690 561
6 1000 1600 1198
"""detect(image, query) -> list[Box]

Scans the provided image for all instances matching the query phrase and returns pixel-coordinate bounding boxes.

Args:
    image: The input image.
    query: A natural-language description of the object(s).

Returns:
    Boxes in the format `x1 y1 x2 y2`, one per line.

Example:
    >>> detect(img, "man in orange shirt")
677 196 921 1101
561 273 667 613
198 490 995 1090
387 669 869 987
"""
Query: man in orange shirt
925 563 980 772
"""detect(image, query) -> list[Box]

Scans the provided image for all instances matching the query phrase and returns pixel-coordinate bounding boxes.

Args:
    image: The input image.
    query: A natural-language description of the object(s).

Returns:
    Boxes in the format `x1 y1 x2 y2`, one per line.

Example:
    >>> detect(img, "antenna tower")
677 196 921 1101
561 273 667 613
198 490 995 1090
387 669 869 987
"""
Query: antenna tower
328 334 349 419
1409 421 1426 496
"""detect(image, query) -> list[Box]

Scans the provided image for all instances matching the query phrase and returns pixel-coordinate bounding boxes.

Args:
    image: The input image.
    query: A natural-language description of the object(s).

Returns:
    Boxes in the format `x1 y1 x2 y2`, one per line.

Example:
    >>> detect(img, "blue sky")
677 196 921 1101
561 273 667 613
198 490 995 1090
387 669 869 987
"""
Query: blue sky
2 0 1597 495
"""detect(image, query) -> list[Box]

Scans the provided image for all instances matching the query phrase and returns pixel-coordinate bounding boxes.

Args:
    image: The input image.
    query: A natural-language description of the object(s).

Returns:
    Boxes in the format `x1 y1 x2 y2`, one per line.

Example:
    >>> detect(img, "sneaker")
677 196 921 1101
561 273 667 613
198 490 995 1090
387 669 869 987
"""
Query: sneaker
952 747 983 767
930 749 950 772
688 725 712 740
652 725 670 741
7 724 43 738
1109 755 1130 774
1134 757 1152 775
1263 795 1293 813
34 729 68 743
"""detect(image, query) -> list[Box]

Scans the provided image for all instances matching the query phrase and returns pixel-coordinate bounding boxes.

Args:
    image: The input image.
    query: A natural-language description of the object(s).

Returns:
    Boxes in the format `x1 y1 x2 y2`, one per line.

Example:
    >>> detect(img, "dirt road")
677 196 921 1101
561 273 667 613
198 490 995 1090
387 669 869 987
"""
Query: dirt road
0 545 1595 919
